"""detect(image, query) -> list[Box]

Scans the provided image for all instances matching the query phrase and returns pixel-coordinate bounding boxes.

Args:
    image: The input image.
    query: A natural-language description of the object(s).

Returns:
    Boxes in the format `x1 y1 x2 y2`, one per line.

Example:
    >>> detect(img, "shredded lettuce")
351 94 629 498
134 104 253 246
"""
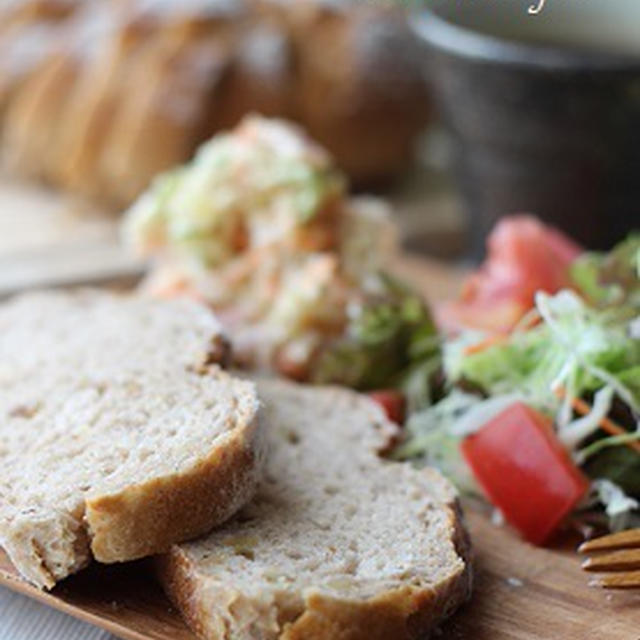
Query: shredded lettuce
408 291 639 529
444 290 640 416
399 236 640 533
309 273 440 401
392 390 481 493
559 386 614 450
583 445 640 498
577 431 640 465
571 234 640 311
591 479 640 532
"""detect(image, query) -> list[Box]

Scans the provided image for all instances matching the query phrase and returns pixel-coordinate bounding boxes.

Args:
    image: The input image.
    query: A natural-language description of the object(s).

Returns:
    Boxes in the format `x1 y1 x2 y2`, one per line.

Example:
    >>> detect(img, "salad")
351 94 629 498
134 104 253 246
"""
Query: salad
395 217 640 545
124 115 439 391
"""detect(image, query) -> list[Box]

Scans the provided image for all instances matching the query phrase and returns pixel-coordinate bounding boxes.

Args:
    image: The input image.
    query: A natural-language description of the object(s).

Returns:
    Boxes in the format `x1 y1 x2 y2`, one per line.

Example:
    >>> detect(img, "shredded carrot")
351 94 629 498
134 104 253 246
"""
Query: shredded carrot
554 386 640 454
463 311 541 356
464 335 506 355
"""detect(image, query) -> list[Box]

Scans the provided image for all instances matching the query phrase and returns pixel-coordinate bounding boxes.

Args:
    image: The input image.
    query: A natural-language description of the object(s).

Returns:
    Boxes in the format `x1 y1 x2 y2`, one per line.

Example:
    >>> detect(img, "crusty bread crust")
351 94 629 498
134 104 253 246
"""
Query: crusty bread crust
88 399 265 563
158 497 471 640
3 400 263 590
1 2 428 202
281 500 472 640
0 290 264 589
156 381 472 640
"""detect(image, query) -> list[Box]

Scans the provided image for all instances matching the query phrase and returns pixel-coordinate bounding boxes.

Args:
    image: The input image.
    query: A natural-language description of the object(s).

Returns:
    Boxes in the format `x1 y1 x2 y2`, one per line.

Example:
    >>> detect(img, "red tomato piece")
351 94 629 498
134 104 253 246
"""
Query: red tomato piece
366 390 406 425
438 215 582 334
475 214 582 304
461 402 589 545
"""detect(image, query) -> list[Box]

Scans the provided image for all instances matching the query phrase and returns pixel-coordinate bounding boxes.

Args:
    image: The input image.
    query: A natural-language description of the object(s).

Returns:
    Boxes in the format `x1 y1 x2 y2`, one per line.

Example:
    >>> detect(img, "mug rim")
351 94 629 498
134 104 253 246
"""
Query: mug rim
411 7 640 71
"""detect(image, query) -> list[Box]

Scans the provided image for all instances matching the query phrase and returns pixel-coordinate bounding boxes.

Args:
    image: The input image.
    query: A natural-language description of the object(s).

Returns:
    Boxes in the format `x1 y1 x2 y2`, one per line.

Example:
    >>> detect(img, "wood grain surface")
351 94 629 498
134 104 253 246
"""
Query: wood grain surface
0 179 144 298
0 191 638 639
3 506 639 640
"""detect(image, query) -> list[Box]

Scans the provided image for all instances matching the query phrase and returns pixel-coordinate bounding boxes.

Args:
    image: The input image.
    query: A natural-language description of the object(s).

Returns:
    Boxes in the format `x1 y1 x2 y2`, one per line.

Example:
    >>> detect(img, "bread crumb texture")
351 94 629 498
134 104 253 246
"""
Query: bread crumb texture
159 379 472 640
0 290 262 589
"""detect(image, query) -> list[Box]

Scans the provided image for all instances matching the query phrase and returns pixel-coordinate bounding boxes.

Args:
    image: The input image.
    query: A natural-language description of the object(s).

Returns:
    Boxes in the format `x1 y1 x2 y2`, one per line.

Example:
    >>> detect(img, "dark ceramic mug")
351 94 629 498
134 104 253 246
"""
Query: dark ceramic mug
412 0 640 258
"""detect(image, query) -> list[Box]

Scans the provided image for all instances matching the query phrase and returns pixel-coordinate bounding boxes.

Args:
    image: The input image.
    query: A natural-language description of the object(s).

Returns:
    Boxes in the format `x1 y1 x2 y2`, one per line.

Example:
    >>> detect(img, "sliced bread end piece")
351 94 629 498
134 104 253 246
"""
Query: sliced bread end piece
0 290 264 589
158 379 471 640
86 379 263 565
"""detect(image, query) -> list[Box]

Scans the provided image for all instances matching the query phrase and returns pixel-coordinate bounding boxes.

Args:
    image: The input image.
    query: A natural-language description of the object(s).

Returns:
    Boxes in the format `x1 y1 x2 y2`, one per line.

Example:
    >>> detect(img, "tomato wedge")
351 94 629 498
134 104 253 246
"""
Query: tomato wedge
438 215 582 334
461 402 589 545
366 390 406 425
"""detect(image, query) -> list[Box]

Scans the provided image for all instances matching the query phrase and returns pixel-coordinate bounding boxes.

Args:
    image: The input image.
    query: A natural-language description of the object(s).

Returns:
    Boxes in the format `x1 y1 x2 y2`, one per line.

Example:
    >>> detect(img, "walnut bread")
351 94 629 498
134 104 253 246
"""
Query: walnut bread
157 379 472 640
0 290 263 590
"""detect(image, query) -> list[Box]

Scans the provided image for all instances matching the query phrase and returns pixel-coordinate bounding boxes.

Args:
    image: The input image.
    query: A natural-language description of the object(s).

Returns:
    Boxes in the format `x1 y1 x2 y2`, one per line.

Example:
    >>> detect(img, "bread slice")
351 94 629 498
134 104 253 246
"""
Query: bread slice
0 290 263 590
98 15 236 206
158 379 471 640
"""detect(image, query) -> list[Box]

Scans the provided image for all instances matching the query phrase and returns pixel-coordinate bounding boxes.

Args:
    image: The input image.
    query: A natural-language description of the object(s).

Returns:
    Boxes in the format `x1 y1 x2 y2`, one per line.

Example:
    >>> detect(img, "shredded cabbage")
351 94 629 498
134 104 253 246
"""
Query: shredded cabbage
395 390 531 492
392 390 481 494
592 480 640 532
449 392 527 438
444 290 640 415
558 386 614 450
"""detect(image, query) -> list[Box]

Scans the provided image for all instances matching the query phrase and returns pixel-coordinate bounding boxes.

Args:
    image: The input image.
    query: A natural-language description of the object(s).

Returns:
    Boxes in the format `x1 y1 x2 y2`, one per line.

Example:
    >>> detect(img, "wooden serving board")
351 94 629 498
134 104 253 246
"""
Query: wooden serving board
2 506 639 640
0 179 144 298
0 188 638 639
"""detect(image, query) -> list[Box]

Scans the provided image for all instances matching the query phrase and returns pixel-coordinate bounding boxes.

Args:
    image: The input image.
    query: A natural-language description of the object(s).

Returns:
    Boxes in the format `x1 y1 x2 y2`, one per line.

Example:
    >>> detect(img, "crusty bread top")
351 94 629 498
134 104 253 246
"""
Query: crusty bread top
1 1 427 205
0 290 262 589
0 288 229 382
160 379 471 640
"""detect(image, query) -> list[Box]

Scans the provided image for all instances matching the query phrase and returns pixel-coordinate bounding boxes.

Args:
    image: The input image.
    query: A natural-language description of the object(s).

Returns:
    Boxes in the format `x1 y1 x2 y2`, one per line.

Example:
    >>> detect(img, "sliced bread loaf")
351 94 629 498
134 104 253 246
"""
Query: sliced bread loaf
0 290 263 589
158 379 471 640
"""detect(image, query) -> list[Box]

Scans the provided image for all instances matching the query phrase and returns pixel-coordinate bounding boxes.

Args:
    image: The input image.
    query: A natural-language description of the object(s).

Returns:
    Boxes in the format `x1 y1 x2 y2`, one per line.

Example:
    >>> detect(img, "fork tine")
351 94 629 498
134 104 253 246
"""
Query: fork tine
578 529 640 553
582 549 640 572
589 570 640 590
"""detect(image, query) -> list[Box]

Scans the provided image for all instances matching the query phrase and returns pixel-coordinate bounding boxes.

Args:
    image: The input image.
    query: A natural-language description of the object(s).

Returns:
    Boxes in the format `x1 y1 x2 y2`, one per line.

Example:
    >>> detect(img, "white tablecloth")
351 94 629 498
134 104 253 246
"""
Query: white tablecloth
0 586 115 640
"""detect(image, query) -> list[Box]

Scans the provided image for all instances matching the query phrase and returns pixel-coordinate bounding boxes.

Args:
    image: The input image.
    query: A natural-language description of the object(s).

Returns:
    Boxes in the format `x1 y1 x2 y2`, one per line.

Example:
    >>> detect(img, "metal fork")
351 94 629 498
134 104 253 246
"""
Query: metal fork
578 529 640 589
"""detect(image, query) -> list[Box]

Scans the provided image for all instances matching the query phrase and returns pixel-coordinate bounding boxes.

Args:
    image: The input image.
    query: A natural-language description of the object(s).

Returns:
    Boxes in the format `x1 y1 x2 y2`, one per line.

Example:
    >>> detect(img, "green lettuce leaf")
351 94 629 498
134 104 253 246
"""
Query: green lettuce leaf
310 273 440 406
571 233 640 311
585 448 640 497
